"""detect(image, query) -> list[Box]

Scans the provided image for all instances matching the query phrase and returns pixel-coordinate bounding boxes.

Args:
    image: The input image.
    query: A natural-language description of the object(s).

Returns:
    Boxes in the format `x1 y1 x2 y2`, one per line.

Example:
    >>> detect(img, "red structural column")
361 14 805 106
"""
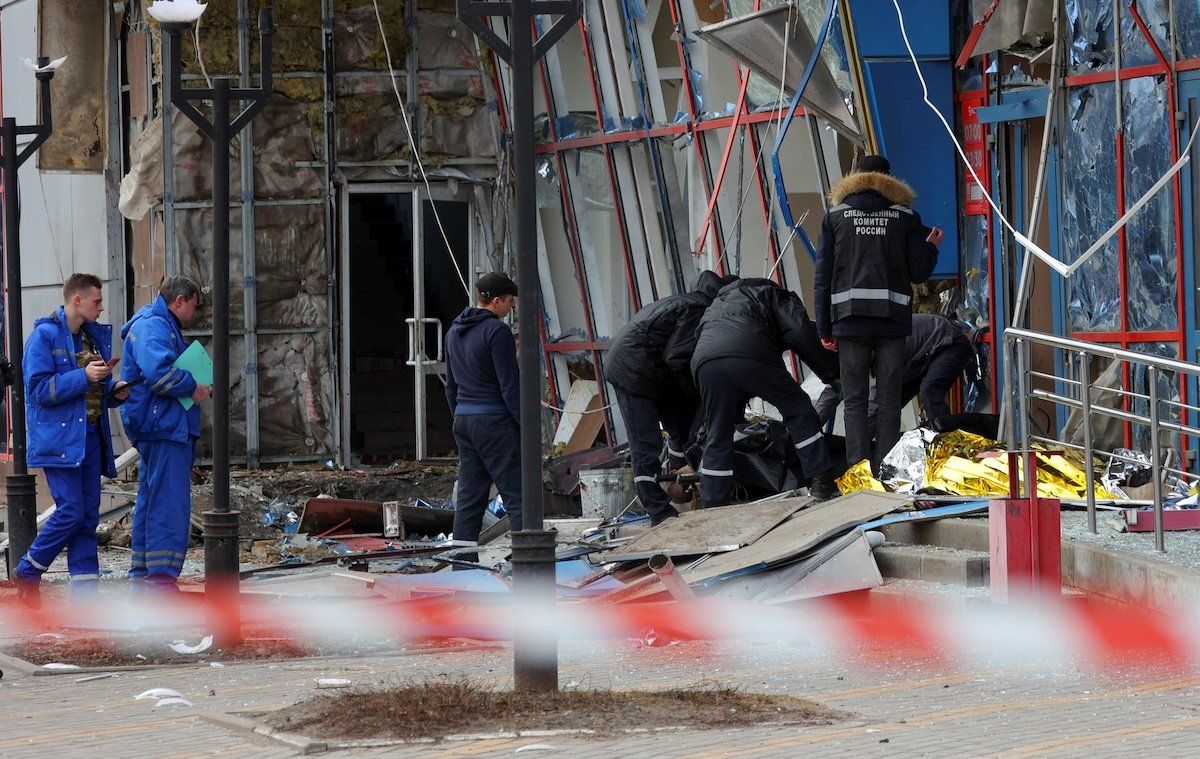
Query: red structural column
534 26 616 445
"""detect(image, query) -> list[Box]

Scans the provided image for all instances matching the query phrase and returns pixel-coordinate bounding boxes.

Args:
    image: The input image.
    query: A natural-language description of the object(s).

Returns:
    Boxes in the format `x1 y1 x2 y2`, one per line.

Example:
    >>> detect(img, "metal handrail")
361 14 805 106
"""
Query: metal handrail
1004 327 1199 553
1006 327 1200 375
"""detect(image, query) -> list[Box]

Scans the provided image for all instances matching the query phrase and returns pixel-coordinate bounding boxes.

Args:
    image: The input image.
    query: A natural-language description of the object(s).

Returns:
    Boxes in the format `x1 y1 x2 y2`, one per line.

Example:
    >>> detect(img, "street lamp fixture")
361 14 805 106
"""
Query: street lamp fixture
147 0 208 24
155 4 273 646
3 57 60 579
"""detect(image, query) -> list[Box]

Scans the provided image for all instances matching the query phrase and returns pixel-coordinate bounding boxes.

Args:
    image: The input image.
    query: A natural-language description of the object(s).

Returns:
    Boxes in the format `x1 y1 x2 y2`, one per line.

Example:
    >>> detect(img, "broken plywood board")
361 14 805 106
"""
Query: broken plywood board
606 497 813 561
552 379 599 446
682 491 909 587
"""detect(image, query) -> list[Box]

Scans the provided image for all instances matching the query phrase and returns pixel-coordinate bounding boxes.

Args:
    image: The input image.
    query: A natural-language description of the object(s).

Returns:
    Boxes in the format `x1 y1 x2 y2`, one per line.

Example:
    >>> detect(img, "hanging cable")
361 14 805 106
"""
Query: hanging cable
371 0 471 295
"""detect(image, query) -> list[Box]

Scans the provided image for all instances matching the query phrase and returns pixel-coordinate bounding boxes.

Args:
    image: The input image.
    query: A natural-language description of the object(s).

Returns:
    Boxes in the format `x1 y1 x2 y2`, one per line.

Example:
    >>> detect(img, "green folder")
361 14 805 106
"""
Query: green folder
173 340 213 410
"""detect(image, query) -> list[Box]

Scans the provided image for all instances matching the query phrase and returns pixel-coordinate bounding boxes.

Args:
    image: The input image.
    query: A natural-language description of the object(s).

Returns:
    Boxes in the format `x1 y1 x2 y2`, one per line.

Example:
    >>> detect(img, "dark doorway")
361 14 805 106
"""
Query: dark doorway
346 192 468 461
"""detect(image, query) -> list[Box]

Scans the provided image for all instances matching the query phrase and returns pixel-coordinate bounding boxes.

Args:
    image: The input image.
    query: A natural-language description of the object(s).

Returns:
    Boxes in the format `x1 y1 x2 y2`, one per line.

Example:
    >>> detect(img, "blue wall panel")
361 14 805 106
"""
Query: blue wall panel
849 0 951 58
862 59 960 277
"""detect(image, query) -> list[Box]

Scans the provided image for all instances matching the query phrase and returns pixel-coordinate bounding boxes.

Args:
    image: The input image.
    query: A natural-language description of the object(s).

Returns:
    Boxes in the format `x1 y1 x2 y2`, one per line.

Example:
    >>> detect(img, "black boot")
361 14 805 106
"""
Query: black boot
808 473 840 503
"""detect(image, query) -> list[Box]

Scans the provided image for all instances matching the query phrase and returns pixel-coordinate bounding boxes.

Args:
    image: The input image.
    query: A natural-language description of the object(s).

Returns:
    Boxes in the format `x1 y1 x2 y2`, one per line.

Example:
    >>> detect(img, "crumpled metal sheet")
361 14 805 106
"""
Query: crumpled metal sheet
835 458 887 494
1123 78 1177 332
1063 84 1120 332
879 428 937 495
968 0 1054 56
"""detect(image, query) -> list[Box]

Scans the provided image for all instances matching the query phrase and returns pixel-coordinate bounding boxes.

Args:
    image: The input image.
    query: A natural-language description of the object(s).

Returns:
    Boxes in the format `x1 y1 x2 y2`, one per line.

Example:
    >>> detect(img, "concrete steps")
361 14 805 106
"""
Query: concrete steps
873 543 990 587
873 518 991 586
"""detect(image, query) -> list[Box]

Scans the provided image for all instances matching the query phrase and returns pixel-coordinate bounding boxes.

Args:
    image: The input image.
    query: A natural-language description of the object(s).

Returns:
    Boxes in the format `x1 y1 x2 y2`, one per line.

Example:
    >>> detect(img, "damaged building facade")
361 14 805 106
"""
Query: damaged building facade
0 0 1196 473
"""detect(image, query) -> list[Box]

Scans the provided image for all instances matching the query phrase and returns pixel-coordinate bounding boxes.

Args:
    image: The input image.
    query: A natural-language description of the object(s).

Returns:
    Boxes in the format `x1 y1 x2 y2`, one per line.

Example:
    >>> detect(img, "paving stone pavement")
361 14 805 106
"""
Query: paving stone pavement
5 634 1200 758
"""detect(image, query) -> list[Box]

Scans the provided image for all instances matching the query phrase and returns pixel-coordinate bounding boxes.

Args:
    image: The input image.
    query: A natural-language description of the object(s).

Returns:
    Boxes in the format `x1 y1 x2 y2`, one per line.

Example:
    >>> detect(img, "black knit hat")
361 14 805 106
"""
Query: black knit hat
859 154 891 175
476 272 518 300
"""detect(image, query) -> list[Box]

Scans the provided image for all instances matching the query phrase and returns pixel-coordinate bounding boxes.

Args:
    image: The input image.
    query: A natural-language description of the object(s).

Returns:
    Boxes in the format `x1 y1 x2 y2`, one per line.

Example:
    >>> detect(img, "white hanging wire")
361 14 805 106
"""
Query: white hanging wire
371 0 471 295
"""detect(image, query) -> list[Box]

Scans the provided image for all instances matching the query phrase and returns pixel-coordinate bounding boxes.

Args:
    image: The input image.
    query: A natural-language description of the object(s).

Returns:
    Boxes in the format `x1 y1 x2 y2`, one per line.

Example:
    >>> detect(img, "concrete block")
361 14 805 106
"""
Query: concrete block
880 517 990 552
873 543 990 587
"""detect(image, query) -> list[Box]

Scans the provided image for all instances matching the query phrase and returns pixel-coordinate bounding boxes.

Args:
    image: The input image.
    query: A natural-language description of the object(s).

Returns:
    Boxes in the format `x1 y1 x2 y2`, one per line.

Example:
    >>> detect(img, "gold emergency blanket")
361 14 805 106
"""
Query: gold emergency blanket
836 458 887 494
838 430 1116 498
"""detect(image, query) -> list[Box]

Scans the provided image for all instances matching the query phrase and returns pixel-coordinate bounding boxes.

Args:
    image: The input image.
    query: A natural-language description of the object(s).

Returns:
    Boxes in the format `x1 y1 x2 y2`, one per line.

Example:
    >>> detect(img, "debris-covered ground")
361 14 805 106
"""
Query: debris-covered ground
264 681 844 740
95 463 460 569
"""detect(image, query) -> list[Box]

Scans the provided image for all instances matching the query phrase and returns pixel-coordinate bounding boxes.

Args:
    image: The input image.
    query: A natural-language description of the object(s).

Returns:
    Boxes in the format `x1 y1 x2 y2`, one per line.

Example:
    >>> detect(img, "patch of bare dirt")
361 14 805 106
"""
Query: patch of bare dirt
265 680 845 741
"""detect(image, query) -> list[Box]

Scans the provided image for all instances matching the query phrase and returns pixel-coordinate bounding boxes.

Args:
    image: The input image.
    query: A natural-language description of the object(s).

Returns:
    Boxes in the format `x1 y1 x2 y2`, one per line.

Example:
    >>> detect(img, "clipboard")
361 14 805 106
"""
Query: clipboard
173 341 213 410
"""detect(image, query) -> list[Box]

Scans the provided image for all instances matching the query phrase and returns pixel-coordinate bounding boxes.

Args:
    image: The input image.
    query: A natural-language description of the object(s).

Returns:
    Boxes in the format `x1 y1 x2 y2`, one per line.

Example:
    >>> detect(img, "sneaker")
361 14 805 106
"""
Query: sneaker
809 477 840 503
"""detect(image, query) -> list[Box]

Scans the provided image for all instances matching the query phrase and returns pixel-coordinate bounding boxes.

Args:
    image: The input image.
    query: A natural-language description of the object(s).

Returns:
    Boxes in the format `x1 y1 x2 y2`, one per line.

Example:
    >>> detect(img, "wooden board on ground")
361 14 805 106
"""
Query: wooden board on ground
606 497 813 561
682 491 910 587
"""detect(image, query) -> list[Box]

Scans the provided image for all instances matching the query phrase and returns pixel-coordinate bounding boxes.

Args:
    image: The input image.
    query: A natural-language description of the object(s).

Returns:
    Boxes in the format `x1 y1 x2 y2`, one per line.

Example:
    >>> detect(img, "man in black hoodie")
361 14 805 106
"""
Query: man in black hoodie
605 271 735 524
445 272 522 548
691 278 839 507
815 154 940 472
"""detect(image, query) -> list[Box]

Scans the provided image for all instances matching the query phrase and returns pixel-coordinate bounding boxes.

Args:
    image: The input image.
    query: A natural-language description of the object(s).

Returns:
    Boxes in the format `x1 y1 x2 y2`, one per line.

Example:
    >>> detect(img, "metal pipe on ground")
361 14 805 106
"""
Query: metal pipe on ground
648 554 697 601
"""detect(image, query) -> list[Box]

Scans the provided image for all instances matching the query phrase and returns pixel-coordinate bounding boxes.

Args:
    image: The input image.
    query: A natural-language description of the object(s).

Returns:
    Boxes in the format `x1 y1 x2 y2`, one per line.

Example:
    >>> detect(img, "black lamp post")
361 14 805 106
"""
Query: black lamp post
3 57 58 579
456 0 581 692
151 1 273 643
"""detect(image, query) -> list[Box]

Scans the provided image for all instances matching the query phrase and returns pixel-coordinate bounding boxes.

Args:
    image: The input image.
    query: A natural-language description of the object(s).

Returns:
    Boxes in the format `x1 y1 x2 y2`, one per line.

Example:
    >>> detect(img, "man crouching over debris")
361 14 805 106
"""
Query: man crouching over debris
691 278 840 507
12 274 133 606
605 271 737 525
445 272 523 551
120 276 210 590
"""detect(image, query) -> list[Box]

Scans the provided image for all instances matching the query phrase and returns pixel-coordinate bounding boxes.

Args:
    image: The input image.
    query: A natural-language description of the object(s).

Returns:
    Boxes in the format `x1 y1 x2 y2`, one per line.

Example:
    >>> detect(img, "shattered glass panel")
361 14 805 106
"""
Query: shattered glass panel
1119 0 1170 69
1123 76 1178 331
957 214 990 330
1129 342 1182 459
1066 0 1114 73
1062 84 1120 331
1177 0 1200 58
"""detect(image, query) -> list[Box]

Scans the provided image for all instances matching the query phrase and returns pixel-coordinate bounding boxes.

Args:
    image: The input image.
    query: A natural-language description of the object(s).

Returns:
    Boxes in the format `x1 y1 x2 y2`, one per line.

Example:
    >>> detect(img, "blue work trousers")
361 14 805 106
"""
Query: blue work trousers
130 438 194 585
16 424 102 592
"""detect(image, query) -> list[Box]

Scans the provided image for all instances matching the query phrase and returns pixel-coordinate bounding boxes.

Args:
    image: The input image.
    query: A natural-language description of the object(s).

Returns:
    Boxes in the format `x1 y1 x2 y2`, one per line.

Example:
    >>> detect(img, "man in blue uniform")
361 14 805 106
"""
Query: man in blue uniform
120 276 211 589
444 272 522 550
13 274 132 605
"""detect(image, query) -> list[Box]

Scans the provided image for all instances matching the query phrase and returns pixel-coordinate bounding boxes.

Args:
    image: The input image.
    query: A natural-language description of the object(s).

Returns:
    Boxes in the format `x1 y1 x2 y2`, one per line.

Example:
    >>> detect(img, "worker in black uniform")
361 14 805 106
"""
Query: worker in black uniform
691 277 839 507
815 154 940 472
606 270 737 525
816 313 975 428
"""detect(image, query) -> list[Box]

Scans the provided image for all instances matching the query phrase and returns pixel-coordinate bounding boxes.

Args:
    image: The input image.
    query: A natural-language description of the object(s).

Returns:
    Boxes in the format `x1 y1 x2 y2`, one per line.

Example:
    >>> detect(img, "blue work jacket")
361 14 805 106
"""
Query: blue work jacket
24 306 119 477
119 296 200 443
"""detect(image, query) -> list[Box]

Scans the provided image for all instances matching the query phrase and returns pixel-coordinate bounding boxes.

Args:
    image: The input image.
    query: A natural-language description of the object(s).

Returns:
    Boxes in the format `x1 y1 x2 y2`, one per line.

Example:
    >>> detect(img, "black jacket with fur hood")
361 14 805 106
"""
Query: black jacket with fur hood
814 171 938 338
